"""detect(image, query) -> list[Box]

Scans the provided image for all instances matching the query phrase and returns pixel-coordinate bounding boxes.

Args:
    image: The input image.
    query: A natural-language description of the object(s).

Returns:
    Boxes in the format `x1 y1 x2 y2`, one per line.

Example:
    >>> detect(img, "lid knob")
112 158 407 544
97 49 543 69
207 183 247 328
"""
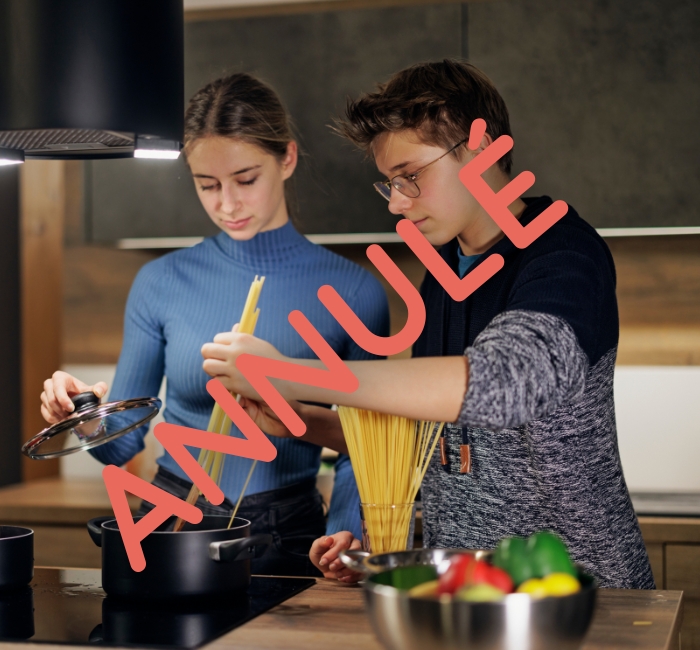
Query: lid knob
71 392 100 413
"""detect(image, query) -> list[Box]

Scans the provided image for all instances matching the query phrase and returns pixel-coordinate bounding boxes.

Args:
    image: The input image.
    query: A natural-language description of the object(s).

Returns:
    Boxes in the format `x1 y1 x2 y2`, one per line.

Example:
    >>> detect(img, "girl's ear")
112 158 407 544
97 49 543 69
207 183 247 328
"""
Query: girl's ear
280 141 298 180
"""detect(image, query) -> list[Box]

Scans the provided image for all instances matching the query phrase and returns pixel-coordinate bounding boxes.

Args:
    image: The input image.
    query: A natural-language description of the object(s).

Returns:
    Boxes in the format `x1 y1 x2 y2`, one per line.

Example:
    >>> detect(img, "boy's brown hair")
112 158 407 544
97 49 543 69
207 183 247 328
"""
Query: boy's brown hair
336 59 513 174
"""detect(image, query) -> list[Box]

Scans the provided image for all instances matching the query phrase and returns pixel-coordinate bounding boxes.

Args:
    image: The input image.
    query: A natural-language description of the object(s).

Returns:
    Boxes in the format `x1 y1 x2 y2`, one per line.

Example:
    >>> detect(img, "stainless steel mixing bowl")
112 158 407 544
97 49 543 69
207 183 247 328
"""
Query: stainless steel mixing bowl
340 548 597 650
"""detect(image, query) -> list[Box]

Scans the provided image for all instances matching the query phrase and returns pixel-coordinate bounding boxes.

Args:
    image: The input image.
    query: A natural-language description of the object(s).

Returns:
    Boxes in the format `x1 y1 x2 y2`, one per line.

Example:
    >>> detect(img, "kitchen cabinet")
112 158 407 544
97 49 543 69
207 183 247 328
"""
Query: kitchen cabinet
639 517 700 650
666 545 700 650
85 0 700 243
467 0 700 230
87 3 465 242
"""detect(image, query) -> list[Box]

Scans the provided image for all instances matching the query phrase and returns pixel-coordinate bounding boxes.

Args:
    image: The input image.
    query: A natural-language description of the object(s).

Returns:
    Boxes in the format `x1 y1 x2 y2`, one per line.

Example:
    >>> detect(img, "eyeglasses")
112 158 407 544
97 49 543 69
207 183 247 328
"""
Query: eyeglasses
373 138 468 201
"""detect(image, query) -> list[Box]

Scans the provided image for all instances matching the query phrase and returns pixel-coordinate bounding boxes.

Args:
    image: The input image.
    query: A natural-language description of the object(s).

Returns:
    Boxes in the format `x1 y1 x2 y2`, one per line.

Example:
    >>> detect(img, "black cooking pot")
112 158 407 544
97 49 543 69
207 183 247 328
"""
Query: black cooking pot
87 515 271 599
0 527 33 591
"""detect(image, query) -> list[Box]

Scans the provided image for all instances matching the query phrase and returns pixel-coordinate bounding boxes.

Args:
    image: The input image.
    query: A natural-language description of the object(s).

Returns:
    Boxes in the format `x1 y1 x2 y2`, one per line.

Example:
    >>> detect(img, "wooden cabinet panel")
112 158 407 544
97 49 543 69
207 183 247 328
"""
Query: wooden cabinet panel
31 524 101 569
666 544 700 650
645 542 664 589
20 161 68 481
667 544 700 598
639 518 700 545
674 598 699 650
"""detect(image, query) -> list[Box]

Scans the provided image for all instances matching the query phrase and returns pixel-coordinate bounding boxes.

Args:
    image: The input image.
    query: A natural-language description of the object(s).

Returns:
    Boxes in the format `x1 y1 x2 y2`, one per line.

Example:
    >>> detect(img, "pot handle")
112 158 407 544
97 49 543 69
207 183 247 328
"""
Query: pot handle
87 516 113 548
338 549 373 574
209 534 272 563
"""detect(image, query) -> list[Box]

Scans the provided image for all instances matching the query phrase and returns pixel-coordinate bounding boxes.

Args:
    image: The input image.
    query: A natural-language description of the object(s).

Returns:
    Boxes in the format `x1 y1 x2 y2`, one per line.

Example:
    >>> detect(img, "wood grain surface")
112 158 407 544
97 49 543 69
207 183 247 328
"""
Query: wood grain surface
0 477 138 524
0 478 139 569
210 580 683 650
62 236 700 366
639 517 700 545
185 0 468 22
666 545 700 650
20 161 66 481
0 567 682 650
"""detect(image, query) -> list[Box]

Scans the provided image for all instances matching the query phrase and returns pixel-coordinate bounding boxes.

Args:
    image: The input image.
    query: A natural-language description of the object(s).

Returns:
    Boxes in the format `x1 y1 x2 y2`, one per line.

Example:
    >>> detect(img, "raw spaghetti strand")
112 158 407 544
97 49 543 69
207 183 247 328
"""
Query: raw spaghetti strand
228 459 257 528
172 276 265 532
337 407 444 553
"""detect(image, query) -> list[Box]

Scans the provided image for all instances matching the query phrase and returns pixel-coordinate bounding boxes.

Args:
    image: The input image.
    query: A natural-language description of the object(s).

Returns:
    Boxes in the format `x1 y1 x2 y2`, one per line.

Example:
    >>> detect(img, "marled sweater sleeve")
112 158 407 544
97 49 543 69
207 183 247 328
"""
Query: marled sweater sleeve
458 248 606 430
458 310 588 429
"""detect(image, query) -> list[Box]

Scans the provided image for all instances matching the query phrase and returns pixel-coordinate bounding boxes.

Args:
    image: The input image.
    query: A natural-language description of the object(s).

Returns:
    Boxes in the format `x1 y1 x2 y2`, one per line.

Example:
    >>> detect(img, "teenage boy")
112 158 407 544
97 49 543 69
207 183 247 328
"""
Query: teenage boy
201 59 654 589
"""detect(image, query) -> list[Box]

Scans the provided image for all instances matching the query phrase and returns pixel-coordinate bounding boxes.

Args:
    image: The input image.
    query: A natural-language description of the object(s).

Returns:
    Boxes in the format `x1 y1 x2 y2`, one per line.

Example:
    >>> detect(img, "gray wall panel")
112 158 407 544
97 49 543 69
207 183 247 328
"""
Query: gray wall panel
89 4 465 241
468 0 700 227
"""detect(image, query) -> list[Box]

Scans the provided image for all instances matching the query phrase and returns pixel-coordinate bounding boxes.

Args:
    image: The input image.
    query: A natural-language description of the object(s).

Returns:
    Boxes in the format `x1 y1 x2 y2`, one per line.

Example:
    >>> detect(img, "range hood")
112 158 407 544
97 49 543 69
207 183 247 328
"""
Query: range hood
0 0 184 161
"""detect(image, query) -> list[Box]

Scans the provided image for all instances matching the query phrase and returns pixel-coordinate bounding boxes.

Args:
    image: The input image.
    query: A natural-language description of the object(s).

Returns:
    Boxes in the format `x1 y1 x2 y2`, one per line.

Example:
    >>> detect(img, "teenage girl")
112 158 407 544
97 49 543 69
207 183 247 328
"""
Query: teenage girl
40 73 389 577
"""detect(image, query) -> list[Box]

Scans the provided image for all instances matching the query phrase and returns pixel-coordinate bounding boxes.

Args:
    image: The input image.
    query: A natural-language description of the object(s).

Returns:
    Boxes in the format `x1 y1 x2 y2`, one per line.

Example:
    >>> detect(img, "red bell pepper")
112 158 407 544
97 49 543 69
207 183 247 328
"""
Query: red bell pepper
438 555 514 595
438 554 474 595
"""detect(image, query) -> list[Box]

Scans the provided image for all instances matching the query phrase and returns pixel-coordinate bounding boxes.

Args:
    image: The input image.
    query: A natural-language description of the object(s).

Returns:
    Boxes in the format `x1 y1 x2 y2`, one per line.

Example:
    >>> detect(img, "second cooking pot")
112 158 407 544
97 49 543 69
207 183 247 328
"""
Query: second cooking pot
87 515 271 599
0 527 33 591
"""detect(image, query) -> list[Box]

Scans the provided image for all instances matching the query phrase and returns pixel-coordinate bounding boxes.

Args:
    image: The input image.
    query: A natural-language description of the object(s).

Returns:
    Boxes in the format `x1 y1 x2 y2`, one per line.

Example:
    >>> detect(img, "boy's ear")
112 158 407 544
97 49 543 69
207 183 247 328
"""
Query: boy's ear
281 141 298 180
465 131 493 156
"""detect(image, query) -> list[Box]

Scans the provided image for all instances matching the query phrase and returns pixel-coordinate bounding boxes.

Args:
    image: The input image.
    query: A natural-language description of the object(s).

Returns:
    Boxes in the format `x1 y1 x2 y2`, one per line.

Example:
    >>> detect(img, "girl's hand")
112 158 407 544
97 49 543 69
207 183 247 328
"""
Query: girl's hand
238 396 296 439
40 371 108 424
310 532 363 583
201 329 289 399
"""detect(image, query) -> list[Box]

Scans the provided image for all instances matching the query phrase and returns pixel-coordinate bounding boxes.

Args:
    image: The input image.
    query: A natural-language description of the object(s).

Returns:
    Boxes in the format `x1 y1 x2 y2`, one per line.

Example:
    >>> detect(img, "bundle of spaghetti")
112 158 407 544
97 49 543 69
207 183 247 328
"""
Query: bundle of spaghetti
200 275 264 488
338 407 444 553
173 275 264 532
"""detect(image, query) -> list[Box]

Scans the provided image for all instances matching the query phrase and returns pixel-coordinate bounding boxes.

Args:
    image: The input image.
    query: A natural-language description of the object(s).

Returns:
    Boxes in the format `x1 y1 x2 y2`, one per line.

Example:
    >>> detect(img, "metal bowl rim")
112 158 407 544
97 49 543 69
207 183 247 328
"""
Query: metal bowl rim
364 577 596 607
362 548 597 608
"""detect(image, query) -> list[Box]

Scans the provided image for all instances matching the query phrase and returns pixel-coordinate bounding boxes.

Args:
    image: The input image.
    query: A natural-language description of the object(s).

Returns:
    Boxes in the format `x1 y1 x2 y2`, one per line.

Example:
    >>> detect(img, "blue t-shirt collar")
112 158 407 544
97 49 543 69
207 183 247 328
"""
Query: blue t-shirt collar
457 245 481 278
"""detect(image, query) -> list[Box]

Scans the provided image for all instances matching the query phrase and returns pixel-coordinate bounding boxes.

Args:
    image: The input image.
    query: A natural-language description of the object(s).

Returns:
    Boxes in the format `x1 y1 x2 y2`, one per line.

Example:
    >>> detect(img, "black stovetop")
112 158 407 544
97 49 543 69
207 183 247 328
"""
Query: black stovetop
0 568 314 648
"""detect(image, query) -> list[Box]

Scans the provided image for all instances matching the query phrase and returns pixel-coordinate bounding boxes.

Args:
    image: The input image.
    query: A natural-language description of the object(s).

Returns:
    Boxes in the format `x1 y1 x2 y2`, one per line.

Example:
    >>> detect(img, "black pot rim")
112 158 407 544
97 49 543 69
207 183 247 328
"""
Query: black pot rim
101 515 251 534
0 527 34 540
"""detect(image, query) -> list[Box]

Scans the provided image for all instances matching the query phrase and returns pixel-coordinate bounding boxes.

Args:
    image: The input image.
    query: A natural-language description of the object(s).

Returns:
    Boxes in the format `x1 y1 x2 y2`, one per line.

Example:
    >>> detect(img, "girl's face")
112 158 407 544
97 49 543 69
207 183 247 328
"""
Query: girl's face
372 129 501 252
187 136 297 241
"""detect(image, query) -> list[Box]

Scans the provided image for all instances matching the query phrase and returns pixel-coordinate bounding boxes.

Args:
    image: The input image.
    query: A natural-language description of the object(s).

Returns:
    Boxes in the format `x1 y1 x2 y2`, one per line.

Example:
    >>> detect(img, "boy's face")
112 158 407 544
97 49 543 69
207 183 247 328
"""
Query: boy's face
372 130 483 247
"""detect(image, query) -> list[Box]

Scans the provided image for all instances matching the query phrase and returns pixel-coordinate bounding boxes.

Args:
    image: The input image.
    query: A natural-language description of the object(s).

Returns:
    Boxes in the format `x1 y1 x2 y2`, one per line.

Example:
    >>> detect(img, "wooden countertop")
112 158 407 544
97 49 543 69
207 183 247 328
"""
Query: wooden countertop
0 477 139 525
0 573 684 650
211 580 684 650
2 478 699 530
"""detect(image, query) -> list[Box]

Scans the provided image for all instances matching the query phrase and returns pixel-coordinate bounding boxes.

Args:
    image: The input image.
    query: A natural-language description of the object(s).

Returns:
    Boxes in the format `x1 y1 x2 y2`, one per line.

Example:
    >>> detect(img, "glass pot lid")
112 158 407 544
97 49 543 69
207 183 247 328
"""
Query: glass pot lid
22 392 162 460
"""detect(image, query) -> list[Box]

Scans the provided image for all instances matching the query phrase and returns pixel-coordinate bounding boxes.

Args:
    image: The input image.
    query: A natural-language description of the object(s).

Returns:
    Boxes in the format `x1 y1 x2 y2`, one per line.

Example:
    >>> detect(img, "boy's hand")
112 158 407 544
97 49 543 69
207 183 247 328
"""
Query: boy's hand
310 532 363 583
238 396 296 439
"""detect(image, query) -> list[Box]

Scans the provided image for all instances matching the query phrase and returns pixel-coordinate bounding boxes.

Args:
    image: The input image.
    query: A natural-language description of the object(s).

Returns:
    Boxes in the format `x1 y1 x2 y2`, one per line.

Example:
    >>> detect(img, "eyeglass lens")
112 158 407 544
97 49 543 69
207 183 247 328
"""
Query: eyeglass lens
374 182 392 201
373 177 420 201
393 177 420 198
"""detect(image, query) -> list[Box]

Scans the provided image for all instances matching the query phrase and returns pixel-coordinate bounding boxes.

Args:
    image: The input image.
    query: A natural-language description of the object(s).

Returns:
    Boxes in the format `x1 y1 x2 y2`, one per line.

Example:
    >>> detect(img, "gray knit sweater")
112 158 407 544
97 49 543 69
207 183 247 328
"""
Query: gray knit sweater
416 197 654 589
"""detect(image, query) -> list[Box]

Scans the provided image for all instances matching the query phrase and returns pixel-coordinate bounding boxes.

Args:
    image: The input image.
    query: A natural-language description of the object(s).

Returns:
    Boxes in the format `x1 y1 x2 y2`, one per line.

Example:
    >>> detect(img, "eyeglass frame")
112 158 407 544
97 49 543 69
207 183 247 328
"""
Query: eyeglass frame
373 138 469 201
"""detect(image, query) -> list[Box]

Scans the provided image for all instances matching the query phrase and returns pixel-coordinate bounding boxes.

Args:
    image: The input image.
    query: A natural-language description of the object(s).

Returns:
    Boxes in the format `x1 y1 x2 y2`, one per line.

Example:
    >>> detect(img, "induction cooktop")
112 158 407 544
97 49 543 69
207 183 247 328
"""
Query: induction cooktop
0 567 314 648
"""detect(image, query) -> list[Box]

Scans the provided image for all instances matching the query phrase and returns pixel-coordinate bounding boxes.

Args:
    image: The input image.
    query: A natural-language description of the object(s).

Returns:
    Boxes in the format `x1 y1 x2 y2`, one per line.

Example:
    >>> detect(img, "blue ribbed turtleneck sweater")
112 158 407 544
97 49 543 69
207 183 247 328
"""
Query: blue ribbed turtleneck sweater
89 221 389 537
